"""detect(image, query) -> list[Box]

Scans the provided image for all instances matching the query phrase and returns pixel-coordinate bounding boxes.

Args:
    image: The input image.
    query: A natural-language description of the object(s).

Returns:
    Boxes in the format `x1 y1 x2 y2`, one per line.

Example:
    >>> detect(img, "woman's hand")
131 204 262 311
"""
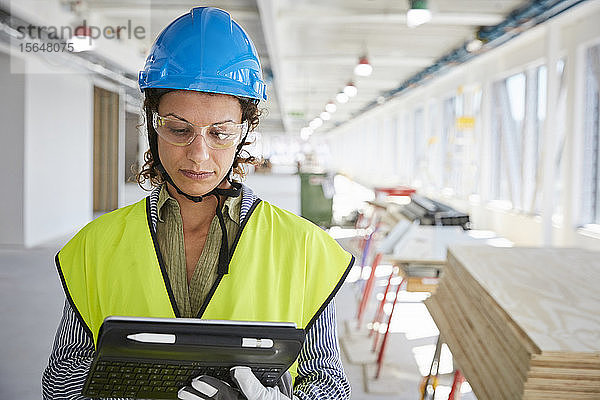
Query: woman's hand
178 367 294 400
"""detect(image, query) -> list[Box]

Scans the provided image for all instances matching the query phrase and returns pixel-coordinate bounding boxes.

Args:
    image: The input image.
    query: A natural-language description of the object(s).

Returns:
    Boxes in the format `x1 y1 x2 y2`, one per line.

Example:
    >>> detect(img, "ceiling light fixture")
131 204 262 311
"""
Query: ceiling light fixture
320 111 331 121
407 0 432 28
354 56 373 77
466 38 484 53
343 81 358 97
300 127 313 140
309 117 323 130
336 92 349 103
69 25 96 52
325 102 337 113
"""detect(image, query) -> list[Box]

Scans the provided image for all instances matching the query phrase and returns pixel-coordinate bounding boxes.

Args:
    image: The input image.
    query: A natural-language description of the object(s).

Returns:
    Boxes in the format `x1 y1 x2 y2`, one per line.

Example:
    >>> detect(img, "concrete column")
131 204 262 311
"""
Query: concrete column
560 24 581 246
542 22 560 246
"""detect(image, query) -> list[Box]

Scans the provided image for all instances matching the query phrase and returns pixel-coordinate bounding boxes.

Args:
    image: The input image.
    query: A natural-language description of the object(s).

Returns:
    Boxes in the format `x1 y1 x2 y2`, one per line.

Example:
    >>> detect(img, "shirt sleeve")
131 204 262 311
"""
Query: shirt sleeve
293 299 351 400
42 300 95 400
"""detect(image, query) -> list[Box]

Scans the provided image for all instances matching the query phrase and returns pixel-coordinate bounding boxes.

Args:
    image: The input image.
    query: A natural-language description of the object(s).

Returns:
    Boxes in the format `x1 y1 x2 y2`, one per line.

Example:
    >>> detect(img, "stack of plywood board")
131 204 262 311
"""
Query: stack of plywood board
424 246 600 400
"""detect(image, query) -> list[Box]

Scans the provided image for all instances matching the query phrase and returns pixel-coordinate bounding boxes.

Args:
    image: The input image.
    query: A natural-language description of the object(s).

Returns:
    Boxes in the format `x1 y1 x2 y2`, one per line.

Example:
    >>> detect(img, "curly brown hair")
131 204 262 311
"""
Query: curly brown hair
136 88 261 189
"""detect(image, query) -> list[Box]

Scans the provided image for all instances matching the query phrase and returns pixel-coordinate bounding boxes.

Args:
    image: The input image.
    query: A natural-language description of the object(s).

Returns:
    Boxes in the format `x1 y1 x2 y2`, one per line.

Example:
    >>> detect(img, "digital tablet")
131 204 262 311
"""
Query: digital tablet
82 316 306 399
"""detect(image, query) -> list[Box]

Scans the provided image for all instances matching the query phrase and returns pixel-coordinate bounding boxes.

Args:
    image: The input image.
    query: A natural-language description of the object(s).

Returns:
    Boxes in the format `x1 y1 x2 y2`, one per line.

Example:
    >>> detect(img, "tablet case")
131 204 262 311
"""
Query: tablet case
82 316 306 399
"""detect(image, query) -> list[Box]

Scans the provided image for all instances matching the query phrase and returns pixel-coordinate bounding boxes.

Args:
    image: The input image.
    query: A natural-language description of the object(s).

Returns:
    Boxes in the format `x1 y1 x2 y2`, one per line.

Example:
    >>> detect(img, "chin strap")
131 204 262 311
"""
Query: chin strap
157 164 240 276
156 164 242 203
153 136 247 277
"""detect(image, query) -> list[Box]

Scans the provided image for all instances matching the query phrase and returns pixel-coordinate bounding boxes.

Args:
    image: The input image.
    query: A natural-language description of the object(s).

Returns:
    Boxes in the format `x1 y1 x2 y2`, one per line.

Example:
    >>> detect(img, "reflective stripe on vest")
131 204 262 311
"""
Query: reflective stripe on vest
56 197 354 380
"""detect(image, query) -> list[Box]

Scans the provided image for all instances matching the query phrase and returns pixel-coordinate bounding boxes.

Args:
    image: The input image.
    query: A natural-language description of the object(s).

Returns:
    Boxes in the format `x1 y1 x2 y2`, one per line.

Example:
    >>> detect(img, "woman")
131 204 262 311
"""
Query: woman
42 7 353 400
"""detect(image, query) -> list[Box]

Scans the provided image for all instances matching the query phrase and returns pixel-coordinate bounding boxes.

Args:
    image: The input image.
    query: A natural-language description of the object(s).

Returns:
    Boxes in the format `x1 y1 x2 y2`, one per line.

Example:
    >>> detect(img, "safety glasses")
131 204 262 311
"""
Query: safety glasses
152 112 247 150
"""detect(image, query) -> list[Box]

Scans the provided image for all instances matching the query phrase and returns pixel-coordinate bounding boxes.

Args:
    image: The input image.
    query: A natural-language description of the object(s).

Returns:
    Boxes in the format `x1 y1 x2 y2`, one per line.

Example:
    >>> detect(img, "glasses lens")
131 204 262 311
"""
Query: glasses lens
204 123 244 149
154 114 194 145
153 113 245 149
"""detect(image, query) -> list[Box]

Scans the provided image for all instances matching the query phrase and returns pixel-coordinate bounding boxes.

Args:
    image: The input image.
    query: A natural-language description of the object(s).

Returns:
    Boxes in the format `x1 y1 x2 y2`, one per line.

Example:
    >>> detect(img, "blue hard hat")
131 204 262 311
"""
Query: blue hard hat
138 7 267 101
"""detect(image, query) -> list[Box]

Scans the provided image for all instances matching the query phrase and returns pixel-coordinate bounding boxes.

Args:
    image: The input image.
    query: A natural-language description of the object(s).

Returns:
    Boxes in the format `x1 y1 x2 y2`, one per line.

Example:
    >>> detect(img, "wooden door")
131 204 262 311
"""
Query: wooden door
93 86 119 212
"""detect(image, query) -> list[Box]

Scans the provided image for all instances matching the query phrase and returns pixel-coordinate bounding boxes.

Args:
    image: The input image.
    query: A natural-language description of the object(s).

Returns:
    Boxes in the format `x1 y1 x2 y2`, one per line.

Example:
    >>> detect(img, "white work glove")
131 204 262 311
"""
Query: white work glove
178 366 296 400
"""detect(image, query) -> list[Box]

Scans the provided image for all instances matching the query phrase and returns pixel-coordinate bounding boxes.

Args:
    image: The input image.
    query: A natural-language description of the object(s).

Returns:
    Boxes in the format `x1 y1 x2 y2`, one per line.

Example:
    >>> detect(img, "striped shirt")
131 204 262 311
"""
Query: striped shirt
42 184 351 399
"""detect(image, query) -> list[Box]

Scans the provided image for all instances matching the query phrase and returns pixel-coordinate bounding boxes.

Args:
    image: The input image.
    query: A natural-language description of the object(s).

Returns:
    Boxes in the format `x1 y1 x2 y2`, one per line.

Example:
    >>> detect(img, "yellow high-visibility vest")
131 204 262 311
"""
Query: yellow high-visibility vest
56 197 354 380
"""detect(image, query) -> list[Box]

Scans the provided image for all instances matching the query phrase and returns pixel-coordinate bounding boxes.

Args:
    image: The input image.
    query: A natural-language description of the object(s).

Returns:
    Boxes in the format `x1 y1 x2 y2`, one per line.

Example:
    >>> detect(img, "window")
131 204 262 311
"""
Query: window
425 102 441 190
551 59 568 218
491 65 550 213
384 117 398 178
470 87 483 196
399 112 411 182
413 107 425 184
442 96 456 189
582 43 600 225
492 72 525 207
455 87 482 198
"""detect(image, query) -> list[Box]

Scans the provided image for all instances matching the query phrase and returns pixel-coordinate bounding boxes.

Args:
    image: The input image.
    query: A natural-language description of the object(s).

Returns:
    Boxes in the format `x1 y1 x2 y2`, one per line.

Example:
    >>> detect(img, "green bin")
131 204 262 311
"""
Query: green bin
300 172 333 227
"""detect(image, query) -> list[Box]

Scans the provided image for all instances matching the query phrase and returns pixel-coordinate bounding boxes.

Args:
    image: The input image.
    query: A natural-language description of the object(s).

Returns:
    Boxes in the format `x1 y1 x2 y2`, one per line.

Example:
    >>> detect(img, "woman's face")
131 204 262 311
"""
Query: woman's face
157 90 242 196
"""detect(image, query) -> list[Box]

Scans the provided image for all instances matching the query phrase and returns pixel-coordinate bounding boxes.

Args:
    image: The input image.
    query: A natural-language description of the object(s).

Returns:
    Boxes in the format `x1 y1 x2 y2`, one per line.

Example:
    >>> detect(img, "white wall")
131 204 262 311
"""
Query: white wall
325 1 600 249
1 0 151 248
23 58 94 247
0 51 25 246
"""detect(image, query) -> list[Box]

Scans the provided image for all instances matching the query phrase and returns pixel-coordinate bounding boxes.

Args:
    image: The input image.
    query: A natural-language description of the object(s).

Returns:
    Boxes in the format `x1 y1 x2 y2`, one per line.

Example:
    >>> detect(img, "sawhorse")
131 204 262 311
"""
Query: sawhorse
369 260 443 380
421 335 465 400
